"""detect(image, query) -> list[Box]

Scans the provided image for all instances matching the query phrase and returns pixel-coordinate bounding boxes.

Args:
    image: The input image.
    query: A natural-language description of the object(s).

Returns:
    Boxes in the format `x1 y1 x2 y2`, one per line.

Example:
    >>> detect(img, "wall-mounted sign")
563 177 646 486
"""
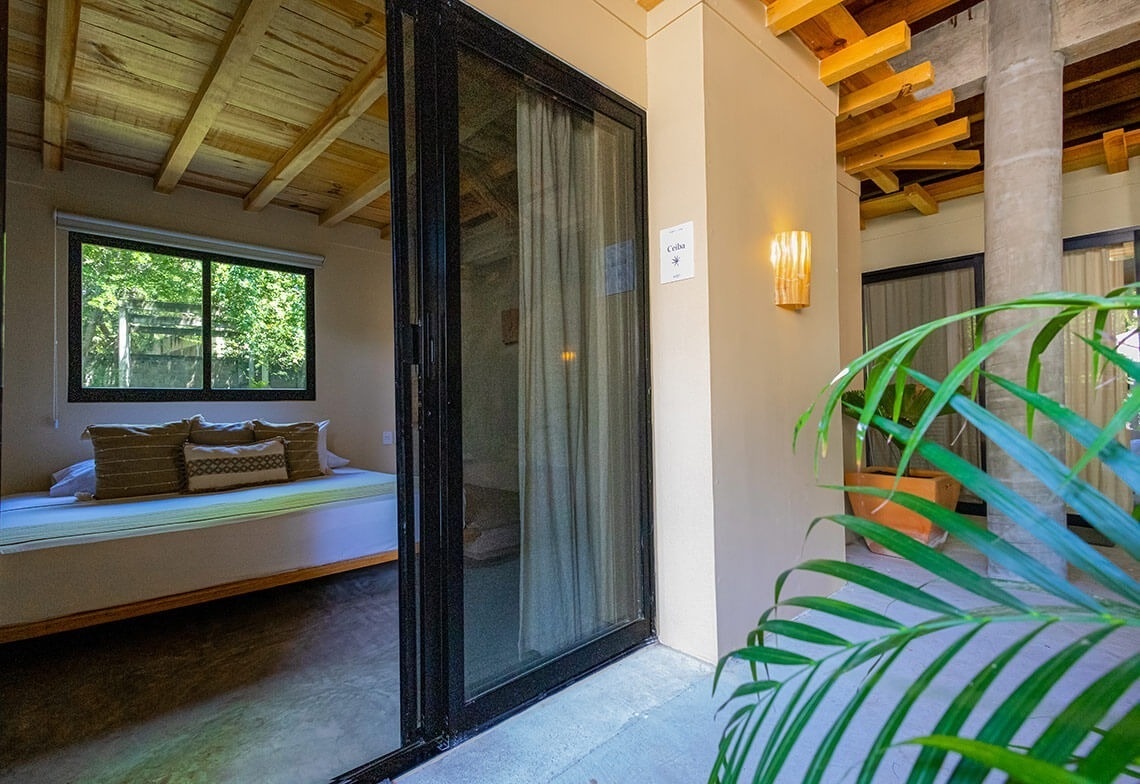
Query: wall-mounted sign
660 221 695 284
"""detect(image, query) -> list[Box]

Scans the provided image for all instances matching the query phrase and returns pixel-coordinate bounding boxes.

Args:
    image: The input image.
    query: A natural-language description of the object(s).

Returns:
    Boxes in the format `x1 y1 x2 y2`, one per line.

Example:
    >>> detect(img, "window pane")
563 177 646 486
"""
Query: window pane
79 242 203 389
210 262 308 390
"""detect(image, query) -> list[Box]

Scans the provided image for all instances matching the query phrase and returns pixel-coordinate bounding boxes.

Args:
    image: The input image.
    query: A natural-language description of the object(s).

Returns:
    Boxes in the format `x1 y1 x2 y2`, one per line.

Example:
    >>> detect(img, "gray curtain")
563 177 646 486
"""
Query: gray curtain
516 91 639 656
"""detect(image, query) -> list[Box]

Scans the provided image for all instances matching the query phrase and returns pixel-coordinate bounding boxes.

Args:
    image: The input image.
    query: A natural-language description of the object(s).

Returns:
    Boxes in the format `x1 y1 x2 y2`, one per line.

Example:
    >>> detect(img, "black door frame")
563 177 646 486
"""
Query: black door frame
391 0 656 743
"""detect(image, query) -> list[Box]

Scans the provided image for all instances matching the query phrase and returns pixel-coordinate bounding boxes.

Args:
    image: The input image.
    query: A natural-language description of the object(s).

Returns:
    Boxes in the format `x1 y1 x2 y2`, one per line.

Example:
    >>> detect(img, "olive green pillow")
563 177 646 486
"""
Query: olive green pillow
86 420 192 499
251 419 323 480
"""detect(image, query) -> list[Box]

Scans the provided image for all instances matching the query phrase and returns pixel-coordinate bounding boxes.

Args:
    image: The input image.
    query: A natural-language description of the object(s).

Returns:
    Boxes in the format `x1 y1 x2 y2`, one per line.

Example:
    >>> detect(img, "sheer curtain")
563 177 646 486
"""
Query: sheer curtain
1062 247 1131 511
862 267 981 473
515 91 639 655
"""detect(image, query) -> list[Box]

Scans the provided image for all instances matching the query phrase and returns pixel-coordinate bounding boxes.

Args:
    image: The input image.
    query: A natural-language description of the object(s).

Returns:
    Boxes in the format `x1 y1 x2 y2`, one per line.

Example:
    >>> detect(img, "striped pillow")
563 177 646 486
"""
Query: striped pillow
188 414 256 446
87 420 192 499
184 437 289 493
251 420 323 480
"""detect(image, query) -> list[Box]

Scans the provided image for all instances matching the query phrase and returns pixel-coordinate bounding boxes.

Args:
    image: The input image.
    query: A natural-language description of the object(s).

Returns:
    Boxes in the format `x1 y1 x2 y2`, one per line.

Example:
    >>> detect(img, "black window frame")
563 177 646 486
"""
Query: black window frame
67 231 316 402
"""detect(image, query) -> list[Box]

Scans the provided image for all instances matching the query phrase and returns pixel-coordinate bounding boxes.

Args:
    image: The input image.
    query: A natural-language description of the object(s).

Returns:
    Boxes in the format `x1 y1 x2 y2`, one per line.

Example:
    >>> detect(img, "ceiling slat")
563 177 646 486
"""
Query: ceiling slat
854 0 964 35
155 0 283 194
836 62 934 121
244 49 389 211
837 90 955 153
42 0 81 170
885 149 981 169
819 21 910 86
845 117 969 174
320 169 391 227
765 0 847 37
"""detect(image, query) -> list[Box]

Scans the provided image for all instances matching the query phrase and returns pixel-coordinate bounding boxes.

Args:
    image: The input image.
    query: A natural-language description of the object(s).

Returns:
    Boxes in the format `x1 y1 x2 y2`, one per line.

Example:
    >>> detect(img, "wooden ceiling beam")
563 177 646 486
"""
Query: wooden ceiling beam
245 49 389 211
320 169 390 227
819 21 911 86
155 0 282 194
42 0 82 170
765 0 847 37
863 129 1140 223
637 0 664 9
1103 129 1129 174
836 89 954 153
837 62 934 121
844 117 969 174
854 0 968 35
903 182 938 215
865 167 900 193
1063 40 1140 91
885 149 981 169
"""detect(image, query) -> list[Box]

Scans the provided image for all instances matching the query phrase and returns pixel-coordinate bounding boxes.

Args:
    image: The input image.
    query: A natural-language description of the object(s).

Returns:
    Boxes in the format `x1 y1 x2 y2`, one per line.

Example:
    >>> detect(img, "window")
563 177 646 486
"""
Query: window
68 233 315 401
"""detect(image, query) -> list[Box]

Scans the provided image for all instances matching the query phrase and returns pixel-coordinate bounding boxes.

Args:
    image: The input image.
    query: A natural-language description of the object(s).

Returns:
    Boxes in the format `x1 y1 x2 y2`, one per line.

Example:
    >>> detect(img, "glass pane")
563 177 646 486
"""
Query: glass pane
458 47 644 698
79 241 203 389
861 266 983 502
1062 239 1136 513
210 262 307 390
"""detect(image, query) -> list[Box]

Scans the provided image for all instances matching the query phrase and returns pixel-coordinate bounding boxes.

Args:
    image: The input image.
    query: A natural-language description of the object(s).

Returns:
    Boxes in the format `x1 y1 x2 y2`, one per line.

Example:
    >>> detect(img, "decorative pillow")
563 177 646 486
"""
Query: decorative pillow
188 414 256 446
183 437 289 493
251 420 323 480
49 459 97 497
86 420 192 499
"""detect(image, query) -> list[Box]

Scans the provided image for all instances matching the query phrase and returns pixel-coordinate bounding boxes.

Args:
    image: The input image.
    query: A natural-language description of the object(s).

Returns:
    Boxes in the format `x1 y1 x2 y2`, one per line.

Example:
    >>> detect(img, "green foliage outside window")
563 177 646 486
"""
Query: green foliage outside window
77 239 309 394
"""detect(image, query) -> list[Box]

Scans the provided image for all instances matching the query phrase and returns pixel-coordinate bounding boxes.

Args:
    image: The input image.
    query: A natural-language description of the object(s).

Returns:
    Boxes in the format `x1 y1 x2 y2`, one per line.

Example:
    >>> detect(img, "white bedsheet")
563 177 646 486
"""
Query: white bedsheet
0 468 396 553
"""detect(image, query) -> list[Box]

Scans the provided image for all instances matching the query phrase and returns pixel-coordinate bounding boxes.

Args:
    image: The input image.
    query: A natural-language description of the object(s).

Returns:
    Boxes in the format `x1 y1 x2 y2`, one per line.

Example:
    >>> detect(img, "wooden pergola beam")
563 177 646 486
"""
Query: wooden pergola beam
1103 129 1129 175
819 21 910 86
886 149 981 170
903 182 938 215
320 169 391 227
836 89 955 153
245 50 389 211
865 168 900 193
42 0 82 171
862 128 1140 224
765 0 847 36
844 117 969 174
836 62 934 121
156 0 282 194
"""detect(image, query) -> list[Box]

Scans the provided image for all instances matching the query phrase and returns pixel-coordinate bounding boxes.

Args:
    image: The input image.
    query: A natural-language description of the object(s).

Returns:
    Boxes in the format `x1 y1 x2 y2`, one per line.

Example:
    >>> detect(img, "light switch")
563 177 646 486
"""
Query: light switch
382 431 394 445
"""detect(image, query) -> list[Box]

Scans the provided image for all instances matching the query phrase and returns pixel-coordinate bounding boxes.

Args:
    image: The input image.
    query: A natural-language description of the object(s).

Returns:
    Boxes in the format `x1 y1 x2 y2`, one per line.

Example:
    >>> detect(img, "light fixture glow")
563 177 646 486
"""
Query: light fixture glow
770 230 811 310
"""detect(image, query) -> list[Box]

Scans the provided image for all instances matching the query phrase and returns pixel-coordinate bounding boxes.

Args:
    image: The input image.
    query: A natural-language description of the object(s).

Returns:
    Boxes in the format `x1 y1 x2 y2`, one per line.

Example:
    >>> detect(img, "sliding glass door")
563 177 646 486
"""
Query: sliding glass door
389 0 653 737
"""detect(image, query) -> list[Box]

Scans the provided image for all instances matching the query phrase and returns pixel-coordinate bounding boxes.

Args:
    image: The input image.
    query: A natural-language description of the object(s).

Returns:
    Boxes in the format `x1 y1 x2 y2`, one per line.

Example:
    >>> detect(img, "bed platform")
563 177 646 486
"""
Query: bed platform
0 468 399 643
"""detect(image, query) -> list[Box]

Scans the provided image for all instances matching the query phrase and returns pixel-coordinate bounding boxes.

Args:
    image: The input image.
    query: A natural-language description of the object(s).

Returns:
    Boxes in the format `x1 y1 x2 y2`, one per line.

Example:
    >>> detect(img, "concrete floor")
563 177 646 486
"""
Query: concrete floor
397 540 1140 783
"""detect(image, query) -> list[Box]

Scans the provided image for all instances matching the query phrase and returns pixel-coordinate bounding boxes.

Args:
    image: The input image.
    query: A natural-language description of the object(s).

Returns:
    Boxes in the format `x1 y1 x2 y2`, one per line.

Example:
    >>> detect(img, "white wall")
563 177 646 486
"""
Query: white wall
862 164 1140 272
2 147 395 494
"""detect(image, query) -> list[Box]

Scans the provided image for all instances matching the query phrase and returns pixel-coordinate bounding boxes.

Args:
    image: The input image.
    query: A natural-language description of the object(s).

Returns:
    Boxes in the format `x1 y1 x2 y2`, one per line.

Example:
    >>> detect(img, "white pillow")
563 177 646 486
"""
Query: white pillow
326 451 350 469
49 459 96 498
183 437 289 493
316 420 351 472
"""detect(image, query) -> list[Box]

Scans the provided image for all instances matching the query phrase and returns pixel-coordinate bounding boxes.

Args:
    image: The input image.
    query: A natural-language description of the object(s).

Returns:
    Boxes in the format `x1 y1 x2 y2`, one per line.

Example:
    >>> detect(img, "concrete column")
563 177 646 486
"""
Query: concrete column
983 0 1067 577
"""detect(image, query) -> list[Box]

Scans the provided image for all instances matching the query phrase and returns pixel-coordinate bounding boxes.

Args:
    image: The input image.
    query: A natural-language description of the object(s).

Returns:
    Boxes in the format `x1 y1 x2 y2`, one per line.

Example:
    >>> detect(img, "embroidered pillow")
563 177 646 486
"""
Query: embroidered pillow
251 420 323 480
183 437 289 493
188 414 256 446
87 420 192 499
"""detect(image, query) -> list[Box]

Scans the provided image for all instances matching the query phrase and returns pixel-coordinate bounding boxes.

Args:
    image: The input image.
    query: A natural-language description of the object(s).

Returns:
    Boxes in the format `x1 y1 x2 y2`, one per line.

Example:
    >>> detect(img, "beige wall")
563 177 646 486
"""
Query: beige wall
2 147 395 494
862 164 1140 272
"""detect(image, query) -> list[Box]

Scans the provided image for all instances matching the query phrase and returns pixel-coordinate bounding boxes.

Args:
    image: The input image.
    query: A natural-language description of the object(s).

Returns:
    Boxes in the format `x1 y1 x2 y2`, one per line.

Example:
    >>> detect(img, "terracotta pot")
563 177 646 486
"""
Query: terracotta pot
843 467 961 556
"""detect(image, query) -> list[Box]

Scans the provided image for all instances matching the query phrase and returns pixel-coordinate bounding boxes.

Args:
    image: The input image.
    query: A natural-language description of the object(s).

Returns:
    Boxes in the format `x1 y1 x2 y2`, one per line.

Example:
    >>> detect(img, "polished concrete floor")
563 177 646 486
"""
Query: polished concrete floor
397 539 1140 784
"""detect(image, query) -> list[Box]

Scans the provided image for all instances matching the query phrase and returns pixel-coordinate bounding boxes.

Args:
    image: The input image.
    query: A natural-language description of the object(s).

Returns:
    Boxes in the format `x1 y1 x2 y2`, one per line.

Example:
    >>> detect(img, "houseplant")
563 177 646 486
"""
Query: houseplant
841 361 962 555
711 290 1140 783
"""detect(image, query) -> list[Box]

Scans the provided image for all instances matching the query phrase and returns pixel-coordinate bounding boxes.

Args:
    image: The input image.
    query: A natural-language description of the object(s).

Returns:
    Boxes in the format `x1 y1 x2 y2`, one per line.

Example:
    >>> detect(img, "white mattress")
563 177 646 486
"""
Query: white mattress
0 468 396 553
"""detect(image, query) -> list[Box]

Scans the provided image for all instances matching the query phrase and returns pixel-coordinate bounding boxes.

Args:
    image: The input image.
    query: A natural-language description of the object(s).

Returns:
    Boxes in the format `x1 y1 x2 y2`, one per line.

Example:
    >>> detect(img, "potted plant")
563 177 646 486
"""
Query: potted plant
712 290 1140 783
840 360 962 555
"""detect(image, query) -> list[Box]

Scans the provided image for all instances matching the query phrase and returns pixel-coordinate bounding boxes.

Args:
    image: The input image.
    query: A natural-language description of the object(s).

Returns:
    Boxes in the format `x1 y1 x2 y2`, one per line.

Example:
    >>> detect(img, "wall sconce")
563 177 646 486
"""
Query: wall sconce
771 230 812 310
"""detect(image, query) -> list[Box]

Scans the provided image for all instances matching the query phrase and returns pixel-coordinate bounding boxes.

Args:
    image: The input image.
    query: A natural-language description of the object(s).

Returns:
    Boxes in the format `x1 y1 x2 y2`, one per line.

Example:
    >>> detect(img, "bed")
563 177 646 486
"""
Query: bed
0 468 399 642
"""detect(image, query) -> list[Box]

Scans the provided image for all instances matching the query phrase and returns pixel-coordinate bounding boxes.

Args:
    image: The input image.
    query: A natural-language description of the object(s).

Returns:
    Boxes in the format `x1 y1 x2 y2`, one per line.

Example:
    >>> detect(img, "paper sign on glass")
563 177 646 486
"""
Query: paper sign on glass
660 221 695 284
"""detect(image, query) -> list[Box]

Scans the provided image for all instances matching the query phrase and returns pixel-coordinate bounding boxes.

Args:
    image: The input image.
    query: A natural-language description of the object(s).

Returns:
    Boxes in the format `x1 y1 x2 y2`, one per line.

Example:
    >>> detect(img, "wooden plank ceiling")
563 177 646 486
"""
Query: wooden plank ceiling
9 0 394 232
640 0 1139 227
